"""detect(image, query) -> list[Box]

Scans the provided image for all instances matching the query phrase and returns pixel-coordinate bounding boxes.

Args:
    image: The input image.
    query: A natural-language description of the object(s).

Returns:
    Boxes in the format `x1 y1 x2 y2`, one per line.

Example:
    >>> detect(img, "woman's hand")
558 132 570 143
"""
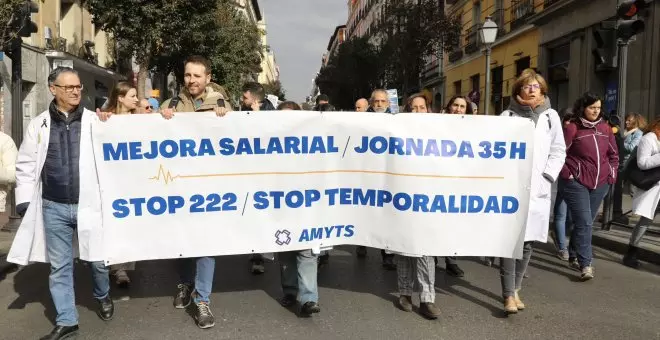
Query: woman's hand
96 108 113 122
161 108 174 120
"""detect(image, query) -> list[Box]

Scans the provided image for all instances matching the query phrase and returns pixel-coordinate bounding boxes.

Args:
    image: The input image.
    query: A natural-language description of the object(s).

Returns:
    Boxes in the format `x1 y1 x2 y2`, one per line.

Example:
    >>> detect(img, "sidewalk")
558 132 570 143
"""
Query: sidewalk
0 211 18 277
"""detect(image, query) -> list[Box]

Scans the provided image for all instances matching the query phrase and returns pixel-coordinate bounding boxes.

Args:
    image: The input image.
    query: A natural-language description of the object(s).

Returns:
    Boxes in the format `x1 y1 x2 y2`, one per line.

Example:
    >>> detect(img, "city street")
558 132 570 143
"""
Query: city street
0 244 658 340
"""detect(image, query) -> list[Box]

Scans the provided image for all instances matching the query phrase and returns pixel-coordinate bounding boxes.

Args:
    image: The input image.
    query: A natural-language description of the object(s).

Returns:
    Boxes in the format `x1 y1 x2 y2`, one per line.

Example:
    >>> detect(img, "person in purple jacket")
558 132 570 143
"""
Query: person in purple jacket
559 92 619 281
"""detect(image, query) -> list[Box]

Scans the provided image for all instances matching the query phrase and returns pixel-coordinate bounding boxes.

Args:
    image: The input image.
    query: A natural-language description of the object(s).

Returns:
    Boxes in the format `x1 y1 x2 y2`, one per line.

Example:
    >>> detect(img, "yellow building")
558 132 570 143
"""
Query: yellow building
1 0 121 134
444 0 546 114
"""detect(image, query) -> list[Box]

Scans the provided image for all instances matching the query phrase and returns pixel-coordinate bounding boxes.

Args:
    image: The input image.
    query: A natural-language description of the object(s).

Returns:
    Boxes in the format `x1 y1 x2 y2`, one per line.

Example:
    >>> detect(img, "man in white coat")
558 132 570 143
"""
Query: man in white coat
9 67 113 340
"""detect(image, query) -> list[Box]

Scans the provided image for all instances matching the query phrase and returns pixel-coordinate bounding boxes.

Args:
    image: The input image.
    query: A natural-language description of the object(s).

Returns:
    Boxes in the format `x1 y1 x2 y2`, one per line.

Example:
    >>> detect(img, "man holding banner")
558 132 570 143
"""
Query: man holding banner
9 67 114 340
159 55 230 329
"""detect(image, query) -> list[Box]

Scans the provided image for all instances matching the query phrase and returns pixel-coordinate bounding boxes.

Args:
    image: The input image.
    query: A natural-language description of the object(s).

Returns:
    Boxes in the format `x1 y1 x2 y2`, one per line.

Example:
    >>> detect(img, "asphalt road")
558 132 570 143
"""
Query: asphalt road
1 244 659 340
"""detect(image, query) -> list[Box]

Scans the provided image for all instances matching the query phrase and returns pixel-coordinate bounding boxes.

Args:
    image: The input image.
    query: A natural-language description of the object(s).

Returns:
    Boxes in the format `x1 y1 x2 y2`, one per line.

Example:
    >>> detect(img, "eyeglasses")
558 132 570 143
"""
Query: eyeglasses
144 106 153 110
522 84 541 91
53 84 84 93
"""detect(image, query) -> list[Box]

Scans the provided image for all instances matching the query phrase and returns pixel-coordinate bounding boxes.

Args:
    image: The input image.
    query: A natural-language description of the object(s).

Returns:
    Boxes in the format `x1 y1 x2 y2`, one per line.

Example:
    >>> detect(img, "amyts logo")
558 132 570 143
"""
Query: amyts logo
275 225 355 246
275 230 292 245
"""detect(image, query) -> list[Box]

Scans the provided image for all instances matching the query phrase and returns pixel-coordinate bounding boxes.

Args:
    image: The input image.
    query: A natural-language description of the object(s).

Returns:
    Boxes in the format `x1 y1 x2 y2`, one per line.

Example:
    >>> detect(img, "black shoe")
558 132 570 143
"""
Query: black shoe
250 257 265 275
356 246 367 258
193 301 215 329
173 283 192 309
96 296 114 321
445 263 464 277
382 255 396 270
623 246 641 269
280 294 297 307
39 325 79 340
300 301 321 316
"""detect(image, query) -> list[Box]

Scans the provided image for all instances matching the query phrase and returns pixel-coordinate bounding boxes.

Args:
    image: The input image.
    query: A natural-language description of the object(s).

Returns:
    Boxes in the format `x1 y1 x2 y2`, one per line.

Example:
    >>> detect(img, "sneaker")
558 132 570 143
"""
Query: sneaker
397 295 413 312
193 301 215 329
580 266 594 281
420 302 441 319
173 284 192 309
557 249 569 261
613 214 630 225
114 270 131 289
300 301 321 316
250 258 265 275
356 246 367 258
568 258 580 271
445 263 465 277
280 294 297 308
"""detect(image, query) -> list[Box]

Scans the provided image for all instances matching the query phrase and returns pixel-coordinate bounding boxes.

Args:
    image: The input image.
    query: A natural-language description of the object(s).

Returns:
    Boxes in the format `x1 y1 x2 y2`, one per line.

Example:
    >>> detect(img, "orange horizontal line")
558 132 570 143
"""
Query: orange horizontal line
178 170 503 180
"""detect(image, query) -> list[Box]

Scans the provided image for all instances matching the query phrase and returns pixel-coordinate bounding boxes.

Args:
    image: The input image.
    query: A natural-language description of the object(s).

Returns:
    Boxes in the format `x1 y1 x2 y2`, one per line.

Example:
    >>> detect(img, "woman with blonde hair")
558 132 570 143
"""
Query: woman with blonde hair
612 112 646 222
105 81 139 115
500 69 566 313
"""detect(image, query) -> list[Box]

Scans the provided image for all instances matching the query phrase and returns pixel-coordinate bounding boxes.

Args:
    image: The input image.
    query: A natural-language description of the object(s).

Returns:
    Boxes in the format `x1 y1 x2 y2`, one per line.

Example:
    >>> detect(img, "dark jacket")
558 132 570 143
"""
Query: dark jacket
41 101 83 204
559 118 619 189
260 99 276 111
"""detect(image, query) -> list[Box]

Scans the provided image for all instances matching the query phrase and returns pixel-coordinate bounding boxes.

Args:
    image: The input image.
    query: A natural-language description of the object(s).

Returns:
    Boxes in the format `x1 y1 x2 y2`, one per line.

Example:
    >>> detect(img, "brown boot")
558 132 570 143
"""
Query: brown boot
504 296 518 314
398 295 413 312
419 302 441 319
514 290 525 310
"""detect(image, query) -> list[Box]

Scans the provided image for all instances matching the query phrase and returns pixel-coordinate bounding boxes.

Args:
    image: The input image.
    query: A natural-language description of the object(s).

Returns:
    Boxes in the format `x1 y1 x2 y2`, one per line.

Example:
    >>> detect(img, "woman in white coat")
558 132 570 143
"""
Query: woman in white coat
0 129 18 212
500 69 566 314
623 118 660 268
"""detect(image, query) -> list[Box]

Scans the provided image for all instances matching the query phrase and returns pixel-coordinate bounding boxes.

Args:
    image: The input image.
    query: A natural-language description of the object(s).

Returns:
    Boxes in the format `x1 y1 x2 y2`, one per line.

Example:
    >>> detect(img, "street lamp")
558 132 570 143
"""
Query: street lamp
479 16 498 115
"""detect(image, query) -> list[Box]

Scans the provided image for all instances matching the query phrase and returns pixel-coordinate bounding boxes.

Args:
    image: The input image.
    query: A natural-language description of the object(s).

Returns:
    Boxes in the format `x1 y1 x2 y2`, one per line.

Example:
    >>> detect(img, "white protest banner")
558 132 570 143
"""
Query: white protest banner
91 112 534 265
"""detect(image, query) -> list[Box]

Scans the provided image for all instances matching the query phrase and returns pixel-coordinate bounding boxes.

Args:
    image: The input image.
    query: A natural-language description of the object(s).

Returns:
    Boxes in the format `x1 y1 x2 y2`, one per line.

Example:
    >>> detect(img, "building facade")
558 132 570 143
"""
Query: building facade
257 17 279 85
444 0 543 115
1 0 121 136
326 25 347 66
532 0 660 119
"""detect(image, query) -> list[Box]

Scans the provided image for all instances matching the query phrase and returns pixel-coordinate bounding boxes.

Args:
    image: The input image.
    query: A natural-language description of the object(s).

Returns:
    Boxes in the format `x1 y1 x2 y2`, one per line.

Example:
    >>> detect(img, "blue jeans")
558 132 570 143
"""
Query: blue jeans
560 179 610 268
179 257 215 304
42 199 110 326
279 249 318 304
553 193 573 251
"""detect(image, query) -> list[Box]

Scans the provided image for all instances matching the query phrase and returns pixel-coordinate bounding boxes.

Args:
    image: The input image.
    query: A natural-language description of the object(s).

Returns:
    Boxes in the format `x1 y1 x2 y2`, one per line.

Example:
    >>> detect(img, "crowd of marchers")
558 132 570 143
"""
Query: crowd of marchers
3 55 660 340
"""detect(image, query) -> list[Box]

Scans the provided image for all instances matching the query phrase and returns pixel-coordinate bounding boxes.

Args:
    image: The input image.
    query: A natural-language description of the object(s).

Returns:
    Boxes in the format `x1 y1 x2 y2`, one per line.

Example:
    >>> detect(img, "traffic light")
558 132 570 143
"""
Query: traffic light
616 0 648 41
17 1 39 38
592 21 617 70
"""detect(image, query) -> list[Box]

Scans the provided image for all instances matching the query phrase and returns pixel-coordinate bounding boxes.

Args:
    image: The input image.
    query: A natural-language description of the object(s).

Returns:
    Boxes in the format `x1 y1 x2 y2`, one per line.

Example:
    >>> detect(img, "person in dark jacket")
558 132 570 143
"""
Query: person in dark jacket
16 67 114 340
241 82 276 111
559 92 619 281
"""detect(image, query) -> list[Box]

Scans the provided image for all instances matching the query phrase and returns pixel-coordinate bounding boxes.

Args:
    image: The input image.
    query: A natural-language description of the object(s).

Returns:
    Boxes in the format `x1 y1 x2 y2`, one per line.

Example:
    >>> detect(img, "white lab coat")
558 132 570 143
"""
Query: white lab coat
7 108 104 265
501 108 566 242
631 132 660 219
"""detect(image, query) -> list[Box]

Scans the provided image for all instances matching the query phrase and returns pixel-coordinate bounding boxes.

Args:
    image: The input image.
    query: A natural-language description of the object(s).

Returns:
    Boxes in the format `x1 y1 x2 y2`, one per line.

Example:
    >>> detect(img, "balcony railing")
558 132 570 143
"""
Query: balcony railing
464 24 481 55
511 0 535 31
544 0 562 8
491 9 507 37
448 47 464 63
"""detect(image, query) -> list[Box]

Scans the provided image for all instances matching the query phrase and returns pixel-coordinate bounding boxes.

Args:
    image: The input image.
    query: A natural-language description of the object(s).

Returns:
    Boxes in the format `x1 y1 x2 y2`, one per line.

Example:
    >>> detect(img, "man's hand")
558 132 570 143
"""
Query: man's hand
161 108 174 120
215 107 229 117
250 101 260 112
96 108 113 122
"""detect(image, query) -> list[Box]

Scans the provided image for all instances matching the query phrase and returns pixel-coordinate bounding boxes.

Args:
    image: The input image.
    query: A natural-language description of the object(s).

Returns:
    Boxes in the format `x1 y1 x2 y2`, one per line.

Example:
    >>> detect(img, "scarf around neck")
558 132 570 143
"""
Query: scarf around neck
579 117 602 129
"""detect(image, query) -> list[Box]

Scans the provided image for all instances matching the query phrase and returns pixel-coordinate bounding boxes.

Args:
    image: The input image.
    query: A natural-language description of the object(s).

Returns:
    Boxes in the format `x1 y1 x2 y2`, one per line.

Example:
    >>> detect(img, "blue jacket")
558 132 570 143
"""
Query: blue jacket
621 128 643 170
41 101 82 204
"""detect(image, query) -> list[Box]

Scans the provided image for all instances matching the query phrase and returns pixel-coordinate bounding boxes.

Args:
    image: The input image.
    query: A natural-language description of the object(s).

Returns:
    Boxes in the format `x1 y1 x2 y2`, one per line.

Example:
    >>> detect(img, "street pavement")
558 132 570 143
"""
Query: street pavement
0 244 658 340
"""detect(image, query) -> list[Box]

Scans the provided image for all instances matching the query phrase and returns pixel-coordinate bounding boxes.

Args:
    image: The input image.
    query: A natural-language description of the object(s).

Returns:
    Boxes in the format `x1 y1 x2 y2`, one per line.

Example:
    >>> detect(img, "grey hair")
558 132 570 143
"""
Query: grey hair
48 67 79 86
370 89 388 101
